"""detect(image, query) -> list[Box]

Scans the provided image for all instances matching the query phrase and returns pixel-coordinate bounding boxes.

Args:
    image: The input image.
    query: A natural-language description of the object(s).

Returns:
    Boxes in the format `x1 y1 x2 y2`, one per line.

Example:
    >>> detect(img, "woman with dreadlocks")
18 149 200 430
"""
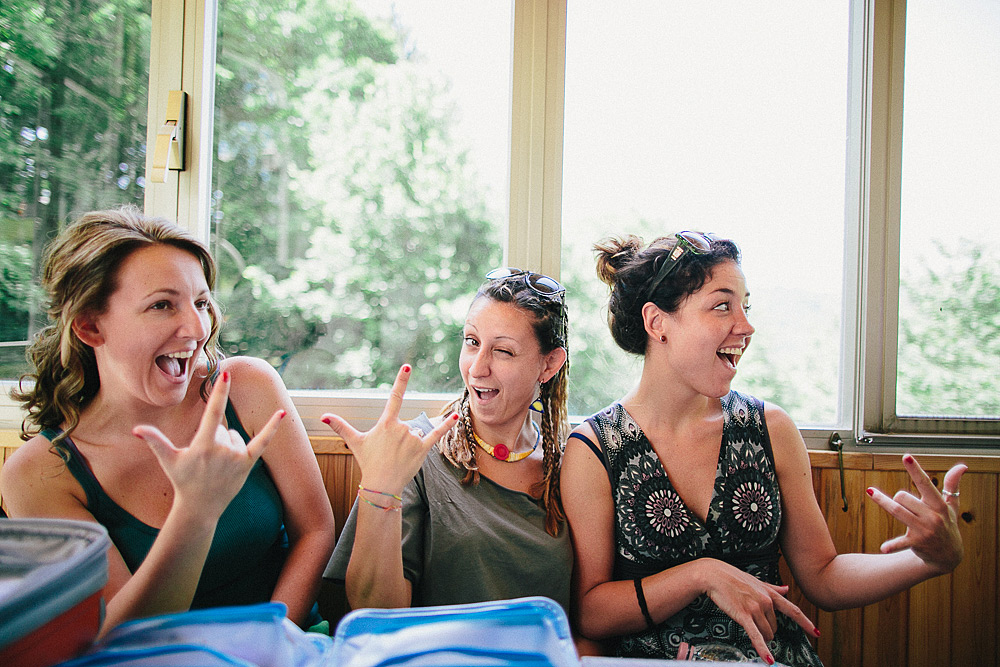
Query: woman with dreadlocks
322 268 571 613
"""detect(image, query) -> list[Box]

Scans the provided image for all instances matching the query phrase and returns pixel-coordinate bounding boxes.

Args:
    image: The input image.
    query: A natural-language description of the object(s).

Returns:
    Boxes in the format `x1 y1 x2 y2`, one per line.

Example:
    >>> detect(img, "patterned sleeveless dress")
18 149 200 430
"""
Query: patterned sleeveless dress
585 391 823 666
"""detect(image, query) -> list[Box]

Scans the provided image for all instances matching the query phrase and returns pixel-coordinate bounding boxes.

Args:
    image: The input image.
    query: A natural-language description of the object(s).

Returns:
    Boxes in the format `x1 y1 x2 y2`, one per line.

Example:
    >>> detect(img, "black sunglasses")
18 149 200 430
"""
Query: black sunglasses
645 231 713 300
485 267 566 297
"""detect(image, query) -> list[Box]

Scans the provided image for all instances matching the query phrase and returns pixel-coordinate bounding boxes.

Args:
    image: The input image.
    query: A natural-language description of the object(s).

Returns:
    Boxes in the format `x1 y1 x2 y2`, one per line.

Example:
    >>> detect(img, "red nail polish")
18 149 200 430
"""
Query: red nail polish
451 413 459 421
278 410 286 419
321 416 331 425
814 627 821 637
866 488 874 497
402 364 412 373
903 454 914 464
765 655 775 665
222 370 229 382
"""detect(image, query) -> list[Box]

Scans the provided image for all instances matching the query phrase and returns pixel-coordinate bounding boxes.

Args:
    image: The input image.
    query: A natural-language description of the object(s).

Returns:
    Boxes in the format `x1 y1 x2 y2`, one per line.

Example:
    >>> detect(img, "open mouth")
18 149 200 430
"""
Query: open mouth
155 350 194 379
473 386 499 401
717 346 744 369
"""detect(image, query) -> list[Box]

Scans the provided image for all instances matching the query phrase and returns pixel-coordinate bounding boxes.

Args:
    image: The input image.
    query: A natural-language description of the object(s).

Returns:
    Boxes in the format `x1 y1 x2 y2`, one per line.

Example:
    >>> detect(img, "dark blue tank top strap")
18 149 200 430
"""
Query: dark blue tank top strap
41 427 104 512
567 431 607 470
223 401 251 442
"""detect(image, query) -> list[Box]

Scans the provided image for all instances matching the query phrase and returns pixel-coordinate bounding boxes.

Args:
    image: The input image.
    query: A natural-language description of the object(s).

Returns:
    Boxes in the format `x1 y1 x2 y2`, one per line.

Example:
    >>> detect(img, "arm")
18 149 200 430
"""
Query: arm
561 423 814 664
226 356 336 626
2 371 283 634
769 404 966 611
322 365 457 609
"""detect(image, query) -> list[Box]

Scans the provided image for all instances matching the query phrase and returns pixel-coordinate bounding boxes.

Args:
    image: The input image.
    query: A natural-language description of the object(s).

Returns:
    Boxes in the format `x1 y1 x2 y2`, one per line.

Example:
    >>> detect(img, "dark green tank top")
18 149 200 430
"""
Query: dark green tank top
43 401 289 610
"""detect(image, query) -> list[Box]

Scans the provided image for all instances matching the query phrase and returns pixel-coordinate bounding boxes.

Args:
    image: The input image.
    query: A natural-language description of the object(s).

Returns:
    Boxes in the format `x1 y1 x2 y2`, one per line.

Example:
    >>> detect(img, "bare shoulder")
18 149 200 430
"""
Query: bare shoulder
221 355 281 385
1 434 86 516
762 402 811 477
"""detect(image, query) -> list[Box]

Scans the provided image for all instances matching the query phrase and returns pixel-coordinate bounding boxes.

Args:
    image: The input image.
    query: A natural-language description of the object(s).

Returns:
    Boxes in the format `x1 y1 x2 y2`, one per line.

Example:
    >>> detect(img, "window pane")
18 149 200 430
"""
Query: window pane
897 0 1000 419
212 0 509 393
0 0 151 379
561 2 850 426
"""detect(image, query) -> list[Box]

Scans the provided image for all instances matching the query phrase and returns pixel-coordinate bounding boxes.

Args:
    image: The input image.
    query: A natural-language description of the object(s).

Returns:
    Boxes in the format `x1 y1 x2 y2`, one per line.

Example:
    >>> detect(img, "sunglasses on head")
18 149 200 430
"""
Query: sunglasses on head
486 267 566 298
645 231 713 300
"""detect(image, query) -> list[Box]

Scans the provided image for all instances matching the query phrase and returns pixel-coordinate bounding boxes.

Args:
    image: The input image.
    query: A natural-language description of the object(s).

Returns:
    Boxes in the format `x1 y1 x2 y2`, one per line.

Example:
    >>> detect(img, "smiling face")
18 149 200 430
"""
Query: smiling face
460 298 565 435
658 259 755 398
76 244 214 408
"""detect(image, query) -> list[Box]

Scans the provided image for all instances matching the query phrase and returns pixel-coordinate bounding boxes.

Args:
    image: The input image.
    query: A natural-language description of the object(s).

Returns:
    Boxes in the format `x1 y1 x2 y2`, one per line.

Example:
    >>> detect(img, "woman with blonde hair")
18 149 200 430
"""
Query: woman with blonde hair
2 206 335 633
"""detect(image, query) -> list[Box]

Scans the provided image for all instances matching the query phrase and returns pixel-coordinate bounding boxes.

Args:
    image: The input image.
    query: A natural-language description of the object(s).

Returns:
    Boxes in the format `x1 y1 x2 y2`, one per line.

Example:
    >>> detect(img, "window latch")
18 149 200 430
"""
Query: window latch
151 90 187 183
828 432 848 512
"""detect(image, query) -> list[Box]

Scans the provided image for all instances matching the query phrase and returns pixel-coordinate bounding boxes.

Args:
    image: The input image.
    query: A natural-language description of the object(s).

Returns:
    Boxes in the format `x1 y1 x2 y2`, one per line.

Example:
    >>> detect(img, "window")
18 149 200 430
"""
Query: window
0 0 151 380
210 0 510 397
561 2 851 426
895 0 1000 422
2 0 997 447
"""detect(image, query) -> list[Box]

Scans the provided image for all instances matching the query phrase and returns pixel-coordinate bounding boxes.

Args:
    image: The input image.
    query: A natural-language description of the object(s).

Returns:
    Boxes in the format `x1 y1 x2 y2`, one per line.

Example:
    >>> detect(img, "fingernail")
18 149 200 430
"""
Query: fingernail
321 416 331 425
903 453 914 464
451 413 459 421
132 431 144 440
814 627 821 637
402 364 411 373
278 410 286 419
222 370 229 382
765 655 775 665
866 487 875 497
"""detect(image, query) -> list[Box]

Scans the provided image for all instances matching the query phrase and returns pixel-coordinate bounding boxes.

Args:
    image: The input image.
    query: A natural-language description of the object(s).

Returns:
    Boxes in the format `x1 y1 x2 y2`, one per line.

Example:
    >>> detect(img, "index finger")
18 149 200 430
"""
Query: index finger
378 365 412 425
195 369 232 446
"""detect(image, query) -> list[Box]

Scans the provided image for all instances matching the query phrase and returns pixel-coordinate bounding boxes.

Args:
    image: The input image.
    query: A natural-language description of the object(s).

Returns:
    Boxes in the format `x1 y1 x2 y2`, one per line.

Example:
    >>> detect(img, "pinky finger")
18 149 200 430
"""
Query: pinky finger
246 409 285 461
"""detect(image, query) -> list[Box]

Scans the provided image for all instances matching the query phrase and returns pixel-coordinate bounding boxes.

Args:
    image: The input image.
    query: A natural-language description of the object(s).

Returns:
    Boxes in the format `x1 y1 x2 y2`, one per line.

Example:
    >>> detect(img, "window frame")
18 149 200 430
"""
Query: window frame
2 0 996 449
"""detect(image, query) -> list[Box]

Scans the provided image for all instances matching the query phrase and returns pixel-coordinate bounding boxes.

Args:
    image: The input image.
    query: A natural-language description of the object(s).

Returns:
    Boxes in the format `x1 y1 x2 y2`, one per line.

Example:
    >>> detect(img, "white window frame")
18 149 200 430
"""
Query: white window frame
2 0 996 450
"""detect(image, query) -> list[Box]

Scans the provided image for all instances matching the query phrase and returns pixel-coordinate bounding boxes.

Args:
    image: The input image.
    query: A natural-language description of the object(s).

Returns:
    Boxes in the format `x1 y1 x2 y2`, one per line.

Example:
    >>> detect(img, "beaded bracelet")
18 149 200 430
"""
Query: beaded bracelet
358 484 402 501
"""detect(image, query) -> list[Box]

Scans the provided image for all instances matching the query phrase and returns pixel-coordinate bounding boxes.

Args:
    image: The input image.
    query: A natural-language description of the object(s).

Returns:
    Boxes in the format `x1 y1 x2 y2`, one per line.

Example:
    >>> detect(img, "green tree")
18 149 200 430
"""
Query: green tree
897 244 1000 417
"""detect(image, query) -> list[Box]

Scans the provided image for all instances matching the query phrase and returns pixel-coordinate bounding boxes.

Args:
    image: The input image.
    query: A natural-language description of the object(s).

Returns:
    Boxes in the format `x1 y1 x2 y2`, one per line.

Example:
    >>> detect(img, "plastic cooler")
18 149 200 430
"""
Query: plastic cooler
0 518 110 667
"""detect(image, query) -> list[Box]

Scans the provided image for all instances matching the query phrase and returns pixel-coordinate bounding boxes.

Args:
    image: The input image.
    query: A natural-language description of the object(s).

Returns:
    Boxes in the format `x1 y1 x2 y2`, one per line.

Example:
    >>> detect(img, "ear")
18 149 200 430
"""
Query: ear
641 302 667 344
539 346 568 384
71 311 105 348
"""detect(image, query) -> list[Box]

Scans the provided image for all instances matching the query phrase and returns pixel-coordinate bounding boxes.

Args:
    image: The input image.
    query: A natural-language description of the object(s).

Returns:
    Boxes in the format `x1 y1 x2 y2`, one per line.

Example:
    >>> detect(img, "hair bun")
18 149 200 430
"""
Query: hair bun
593 235 644 287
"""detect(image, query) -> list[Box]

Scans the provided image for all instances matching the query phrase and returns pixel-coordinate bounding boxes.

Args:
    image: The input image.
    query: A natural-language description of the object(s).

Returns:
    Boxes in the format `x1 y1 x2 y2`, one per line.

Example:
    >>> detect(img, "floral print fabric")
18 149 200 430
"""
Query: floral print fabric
587 391 823 666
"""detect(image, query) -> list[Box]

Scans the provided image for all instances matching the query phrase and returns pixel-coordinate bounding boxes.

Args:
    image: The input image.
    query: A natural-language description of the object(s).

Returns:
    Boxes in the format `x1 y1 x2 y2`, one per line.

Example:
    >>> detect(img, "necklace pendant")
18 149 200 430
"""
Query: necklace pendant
493 443 510 461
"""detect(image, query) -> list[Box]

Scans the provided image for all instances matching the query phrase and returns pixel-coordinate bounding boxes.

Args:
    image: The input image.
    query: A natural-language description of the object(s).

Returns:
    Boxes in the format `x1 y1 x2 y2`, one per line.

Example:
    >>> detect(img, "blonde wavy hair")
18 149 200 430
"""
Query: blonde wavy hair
437 276 570 536
13 206 222 449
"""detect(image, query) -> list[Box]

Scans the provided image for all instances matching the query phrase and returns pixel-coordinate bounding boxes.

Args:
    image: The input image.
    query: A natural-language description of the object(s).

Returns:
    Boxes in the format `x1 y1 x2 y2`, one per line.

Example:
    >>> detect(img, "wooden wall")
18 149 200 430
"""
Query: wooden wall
2 431 997 667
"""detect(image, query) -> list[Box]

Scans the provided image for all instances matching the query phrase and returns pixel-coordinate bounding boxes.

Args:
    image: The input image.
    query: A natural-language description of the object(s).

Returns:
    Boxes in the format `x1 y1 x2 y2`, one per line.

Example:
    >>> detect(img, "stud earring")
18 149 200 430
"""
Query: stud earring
660 335 667 343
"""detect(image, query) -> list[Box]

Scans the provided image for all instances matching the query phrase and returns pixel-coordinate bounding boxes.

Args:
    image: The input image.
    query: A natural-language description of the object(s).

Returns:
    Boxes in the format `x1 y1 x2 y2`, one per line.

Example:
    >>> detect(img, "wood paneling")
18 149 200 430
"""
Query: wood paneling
2 434 998 666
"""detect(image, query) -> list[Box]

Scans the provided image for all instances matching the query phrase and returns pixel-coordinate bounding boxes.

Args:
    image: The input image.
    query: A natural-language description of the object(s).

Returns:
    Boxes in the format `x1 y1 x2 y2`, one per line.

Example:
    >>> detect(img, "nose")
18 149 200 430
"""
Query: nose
735 305 755 337
178 301 211 340
468 347 491 379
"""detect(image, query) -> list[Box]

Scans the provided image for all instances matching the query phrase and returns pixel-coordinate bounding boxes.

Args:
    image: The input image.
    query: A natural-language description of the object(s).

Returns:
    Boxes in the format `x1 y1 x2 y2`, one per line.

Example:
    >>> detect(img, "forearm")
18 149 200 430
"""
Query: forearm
579 560 707 639
804 550 942 611
345 503 411 609
271 529 336 626
101 499 217 633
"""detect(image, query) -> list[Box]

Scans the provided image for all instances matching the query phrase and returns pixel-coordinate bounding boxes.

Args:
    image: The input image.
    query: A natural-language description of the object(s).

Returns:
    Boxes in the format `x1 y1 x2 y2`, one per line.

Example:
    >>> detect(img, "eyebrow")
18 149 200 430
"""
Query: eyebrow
710 287 750 298
143 287 210 299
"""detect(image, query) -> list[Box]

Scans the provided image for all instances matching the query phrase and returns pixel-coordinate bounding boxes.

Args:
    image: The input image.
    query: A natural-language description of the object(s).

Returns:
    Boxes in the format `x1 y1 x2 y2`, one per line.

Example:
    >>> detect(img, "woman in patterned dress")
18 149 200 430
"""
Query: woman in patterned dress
560 232 966 666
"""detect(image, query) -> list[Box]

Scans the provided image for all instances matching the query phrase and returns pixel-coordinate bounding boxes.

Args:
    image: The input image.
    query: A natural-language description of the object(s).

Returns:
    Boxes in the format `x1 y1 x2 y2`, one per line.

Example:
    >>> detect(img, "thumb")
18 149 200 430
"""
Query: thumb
880 534 911 554
321 413 361 446
133 425 179 470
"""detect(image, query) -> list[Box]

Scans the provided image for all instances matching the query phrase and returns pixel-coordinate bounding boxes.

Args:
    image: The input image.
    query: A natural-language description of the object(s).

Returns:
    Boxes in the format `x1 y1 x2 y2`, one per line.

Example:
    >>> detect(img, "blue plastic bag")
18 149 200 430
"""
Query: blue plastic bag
57 603 334 667
332 596 579 667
